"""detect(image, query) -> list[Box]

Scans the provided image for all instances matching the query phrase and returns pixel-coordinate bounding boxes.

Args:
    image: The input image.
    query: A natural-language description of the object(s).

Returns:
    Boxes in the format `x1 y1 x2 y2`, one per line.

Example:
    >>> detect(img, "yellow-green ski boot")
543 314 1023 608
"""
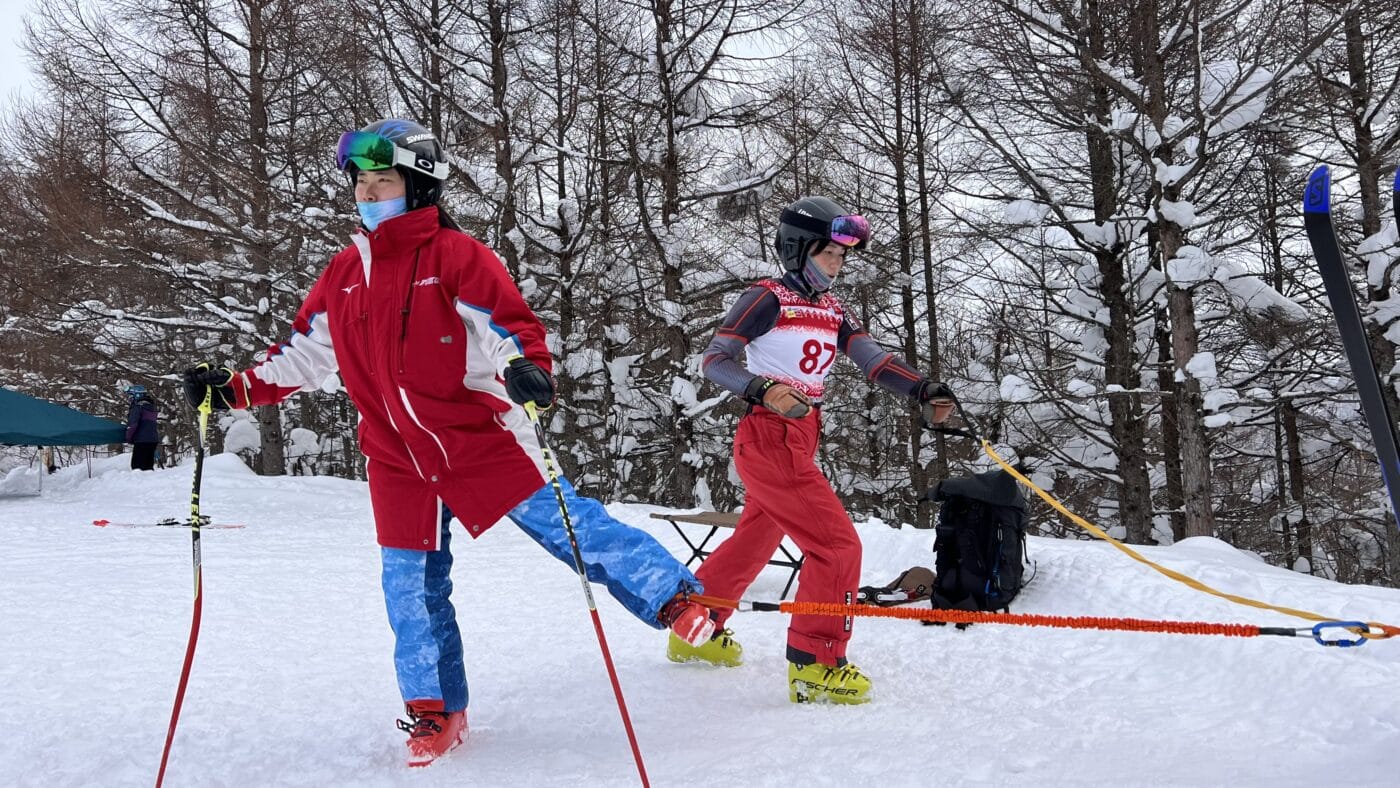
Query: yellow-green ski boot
667 628 743 667
787 661 872 704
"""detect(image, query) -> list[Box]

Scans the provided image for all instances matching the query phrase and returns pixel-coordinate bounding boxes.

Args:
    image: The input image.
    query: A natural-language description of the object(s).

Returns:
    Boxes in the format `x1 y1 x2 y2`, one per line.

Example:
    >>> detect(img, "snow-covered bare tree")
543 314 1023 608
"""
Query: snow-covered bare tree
817 0 963 525
13 0 365 473
1297 1 1400 580
586 0 800 507
935 0 1348 547
932 0 1165 543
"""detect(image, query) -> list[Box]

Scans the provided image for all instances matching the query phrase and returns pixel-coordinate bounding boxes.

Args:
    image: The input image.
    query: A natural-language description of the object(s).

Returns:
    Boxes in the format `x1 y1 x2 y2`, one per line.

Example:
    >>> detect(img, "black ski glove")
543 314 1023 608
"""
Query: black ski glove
917 381 954 402
183 363 241 410
504 357 555 409
918 381 955 425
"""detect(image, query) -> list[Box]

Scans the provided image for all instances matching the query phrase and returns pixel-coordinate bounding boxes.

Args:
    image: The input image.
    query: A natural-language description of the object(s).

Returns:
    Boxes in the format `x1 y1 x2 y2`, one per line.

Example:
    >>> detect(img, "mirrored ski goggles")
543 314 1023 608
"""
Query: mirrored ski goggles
828 214 871 248
780 208 871 250
335 130 448 179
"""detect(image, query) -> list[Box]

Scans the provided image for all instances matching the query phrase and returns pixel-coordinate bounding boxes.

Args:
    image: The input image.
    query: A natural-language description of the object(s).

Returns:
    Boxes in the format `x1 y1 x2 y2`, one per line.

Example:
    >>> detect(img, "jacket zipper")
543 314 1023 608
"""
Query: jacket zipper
397 251 421 374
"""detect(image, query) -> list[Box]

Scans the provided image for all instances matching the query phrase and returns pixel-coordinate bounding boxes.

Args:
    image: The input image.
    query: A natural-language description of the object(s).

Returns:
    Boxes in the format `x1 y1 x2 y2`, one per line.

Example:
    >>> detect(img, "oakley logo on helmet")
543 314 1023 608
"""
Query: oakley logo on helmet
416 157 435 171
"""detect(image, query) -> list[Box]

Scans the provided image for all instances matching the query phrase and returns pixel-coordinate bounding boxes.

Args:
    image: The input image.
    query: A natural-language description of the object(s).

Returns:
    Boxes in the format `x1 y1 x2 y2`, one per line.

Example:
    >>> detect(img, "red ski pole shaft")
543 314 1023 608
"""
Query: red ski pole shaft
155 394 211 787
525 401 651 788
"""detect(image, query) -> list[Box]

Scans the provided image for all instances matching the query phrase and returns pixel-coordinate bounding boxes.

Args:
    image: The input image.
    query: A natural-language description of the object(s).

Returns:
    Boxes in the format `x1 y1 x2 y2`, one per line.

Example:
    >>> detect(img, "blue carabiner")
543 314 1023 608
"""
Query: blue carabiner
1312 621 1371 648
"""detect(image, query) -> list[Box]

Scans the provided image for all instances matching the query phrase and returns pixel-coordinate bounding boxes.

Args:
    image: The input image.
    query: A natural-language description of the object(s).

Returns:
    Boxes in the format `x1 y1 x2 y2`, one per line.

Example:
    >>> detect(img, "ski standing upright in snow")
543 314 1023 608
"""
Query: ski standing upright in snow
1302 165 1400 536
1393 168 1399 230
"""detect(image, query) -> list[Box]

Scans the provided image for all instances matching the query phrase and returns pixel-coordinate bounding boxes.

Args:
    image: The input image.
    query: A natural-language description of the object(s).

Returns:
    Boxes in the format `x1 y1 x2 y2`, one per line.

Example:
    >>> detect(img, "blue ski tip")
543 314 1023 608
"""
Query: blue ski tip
1393 168 1399 192
1304 166 1331 214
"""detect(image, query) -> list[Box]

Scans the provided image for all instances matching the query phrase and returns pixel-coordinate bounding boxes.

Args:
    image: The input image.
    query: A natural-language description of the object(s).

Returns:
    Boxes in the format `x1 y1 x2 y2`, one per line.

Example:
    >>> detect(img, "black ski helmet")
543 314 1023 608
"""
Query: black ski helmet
338 118 449 210
773 196 867 272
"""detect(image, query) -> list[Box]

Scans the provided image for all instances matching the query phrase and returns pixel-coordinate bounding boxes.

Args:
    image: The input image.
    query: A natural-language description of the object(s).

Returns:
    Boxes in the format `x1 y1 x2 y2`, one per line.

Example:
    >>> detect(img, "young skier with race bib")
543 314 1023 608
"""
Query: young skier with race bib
671 196 954 704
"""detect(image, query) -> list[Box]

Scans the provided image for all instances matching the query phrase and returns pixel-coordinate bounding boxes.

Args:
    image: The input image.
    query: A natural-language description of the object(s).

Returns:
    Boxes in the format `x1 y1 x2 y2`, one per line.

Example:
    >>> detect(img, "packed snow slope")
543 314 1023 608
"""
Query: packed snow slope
1 455 1397 787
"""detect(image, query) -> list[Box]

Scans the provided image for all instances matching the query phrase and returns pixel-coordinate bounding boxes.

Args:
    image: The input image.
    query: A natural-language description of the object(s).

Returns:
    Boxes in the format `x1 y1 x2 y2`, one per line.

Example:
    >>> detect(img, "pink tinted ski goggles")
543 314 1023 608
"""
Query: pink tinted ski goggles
779 208 872 250
828 214 871 248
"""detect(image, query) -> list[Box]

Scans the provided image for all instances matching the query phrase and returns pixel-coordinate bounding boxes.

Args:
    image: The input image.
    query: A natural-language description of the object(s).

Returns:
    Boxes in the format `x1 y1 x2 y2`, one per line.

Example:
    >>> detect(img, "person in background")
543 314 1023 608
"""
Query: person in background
675 196 955 705
124 386 160 471
181 118 713 768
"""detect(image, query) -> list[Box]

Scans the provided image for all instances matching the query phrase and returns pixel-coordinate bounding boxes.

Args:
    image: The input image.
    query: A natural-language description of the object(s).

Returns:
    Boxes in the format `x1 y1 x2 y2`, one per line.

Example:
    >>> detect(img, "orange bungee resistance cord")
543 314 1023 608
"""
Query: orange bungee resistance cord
690 398 1399 648
690 594 1396 647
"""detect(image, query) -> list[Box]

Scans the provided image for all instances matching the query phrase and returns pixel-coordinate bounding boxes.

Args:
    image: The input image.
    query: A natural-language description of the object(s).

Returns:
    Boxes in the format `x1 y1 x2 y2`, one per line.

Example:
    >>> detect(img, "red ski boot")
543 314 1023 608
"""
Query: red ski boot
397 700 467 768
660 594 716 646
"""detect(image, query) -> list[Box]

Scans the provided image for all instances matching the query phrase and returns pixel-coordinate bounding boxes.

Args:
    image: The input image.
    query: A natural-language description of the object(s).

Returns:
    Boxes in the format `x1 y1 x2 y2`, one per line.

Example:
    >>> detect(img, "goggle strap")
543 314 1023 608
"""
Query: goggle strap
392 146 449 180
780 208 832 237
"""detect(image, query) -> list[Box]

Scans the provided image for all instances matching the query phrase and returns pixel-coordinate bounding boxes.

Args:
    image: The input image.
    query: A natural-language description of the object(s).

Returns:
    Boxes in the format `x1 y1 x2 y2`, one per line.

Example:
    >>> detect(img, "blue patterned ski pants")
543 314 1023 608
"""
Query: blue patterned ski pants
380 477 701 711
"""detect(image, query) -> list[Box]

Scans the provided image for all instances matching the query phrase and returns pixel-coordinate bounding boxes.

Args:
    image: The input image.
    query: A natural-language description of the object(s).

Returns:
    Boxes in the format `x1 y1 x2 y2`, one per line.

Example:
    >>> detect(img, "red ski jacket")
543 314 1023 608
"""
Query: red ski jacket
226 206 553 549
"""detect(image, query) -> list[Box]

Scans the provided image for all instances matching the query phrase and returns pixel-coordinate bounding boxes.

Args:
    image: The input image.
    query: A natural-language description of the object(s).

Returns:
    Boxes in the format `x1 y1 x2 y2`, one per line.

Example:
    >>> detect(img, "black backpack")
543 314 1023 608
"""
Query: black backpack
929 469 1029 614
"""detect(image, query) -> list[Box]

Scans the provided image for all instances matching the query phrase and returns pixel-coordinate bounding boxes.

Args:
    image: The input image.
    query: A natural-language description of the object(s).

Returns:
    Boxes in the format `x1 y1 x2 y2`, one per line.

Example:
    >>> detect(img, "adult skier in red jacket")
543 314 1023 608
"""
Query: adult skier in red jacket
669 196 953 705
182 119 712 766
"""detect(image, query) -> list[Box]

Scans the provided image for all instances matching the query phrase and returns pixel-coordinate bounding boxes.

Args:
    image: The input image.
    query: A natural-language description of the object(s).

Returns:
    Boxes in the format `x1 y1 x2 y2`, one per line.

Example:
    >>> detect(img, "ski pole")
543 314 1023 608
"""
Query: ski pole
155 389 212 788
523 400 651 788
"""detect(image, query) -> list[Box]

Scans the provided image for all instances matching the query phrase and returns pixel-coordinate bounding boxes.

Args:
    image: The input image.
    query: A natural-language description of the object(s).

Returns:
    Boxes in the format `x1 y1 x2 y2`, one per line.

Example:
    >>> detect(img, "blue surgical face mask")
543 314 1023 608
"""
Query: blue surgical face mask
357 196 408 231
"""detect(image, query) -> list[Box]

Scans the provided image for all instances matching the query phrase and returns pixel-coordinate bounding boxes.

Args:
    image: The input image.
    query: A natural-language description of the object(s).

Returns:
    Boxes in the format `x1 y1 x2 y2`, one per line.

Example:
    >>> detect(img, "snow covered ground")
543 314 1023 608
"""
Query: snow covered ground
2 454 1398 787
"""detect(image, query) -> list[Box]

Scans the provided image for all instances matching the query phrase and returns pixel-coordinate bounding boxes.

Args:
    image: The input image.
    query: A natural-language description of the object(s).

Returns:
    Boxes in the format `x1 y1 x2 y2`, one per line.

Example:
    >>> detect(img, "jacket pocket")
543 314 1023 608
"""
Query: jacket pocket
397 302 469 401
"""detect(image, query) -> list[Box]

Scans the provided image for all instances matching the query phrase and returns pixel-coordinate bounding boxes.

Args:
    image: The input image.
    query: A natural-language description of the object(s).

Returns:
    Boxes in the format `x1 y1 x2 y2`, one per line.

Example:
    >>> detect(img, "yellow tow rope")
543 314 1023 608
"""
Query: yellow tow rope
979 441 1398 641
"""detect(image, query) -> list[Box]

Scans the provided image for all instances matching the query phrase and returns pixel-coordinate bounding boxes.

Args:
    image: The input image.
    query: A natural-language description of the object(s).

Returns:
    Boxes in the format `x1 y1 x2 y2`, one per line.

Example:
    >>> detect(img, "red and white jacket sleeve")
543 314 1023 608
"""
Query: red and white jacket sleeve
445 237 551 386
234 274 339 408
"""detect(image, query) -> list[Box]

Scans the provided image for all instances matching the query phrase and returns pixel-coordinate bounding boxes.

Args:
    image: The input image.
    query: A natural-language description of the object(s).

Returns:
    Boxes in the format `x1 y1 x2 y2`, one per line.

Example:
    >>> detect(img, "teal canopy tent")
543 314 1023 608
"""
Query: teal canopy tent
0 387 126 446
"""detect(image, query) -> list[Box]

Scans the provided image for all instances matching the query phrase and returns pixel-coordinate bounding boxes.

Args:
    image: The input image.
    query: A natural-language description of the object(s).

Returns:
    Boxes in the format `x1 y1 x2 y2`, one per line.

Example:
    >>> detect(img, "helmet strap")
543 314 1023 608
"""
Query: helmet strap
399 168 443 211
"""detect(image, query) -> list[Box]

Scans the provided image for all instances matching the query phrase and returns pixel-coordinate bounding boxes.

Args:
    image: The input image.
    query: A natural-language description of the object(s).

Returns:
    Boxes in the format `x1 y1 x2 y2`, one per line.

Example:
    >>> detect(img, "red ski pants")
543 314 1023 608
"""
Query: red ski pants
697 408 860 666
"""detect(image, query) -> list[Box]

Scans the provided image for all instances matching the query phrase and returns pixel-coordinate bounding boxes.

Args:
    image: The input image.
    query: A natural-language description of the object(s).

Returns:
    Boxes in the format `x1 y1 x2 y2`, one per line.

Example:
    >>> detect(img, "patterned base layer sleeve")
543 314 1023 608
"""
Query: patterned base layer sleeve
241 274 340 407
702 284 780 398
837 311 927 400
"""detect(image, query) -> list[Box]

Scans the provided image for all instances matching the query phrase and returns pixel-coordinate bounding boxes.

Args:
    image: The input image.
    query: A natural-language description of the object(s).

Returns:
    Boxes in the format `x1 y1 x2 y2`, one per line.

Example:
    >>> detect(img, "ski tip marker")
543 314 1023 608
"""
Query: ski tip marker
1303 166 1330 215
